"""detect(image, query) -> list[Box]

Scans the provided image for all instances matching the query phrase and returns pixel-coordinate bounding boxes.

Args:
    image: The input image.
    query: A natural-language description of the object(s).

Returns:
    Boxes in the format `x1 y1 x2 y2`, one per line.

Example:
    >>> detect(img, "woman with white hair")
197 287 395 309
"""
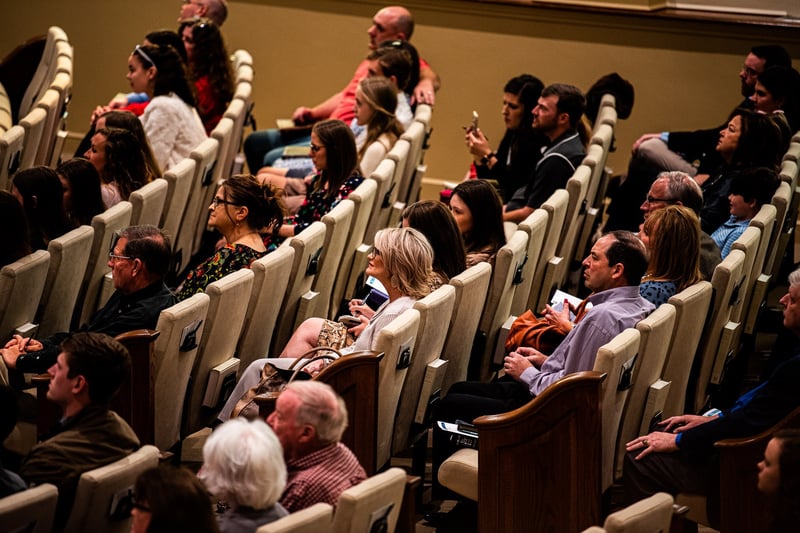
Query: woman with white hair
199 419 288 532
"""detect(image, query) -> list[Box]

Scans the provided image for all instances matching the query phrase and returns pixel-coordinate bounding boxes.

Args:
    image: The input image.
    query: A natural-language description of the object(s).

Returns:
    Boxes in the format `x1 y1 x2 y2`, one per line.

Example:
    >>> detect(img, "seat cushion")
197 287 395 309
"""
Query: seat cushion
438 448 478 501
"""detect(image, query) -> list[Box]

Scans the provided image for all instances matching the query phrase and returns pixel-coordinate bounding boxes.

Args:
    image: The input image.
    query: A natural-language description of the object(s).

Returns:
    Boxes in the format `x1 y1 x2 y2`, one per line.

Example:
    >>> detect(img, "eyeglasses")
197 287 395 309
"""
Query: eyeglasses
210 196 240 209
644 195 677 205
108 252 133 263
309 143 324 154
133 44 155 67
369 247 381 257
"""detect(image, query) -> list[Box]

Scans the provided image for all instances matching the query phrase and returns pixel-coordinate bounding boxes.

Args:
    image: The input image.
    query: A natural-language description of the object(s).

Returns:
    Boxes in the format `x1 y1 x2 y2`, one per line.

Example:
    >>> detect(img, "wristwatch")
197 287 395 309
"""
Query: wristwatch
480 151 496 166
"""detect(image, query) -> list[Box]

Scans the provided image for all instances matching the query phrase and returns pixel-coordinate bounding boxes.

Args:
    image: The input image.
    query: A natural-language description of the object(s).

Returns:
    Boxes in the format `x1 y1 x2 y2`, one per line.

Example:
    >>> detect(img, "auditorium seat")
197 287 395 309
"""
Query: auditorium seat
256 503 333 533
330 468 406 533
0 483 58 533
582 492 673 533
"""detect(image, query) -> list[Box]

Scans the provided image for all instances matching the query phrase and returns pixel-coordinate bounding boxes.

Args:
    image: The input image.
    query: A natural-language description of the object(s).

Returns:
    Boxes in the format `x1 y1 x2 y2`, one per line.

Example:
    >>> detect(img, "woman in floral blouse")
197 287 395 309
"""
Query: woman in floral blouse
176 174 284 300
262 119 363 251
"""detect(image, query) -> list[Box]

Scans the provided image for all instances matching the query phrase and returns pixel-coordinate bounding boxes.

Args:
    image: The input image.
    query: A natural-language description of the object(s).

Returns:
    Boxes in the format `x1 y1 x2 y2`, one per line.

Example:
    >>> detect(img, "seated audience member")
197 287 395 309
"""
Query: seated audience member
56 159 105 228
402 200 467 284
178 0 228 26
751 65 800 132
132 466 219 533
179 18 234 134
435 231 653 424
624 268 800 528
261 119 363 239
1 225 176 375
0 385 25 497
176 174 283 301
450 180 506 267
267 381 367 512
84 127 147 207
366 39 419 128
258 76 404 182
502 83 588 223
432 231 654 496
130 43 207 171
465 74 547 201
0 190 32 268
605 45 791 232
348 200 465 322
219 227 433 421
19 333 140 529
199 419 288 532
243 5 439 172
96 110 163 182
11 167 71 251
638 171 720 280
758 429 800 532
710 167 780 259
697 108 784 235
639 205 702 306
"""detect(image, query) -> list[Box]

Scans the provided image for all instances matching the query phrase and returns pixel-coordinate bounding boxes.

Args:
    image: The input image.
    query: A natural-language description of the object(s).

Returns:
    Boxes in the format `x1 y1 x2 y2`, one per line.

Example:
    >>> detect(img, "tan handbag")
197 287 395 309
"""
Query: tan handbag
232 346 342 419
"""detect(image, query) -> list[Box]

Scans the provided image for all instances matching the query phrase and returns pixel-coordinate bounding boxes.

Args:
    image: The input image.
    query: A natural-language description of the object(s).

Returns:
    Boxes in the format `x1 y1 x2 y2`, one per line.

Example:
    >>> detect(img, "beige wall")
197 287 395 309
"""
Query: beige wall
4 0 800 199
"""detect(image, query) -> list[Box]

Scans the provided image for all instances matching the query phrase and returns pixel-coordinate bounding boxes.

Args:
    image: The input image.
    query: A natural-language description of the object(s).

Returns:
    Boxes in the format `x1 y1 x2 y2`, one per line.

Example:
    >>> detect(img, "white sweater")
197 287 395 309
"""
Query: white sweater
140 92 207 171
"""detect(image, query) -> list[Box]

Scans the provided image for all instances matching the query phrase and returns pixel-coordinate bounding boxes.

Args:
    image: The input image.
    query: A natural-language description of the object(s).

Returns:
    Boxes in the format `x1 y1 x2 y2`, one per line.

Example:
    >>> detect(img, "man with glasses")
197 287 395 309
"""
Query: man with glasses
178 0 228 26
640 171 720 280
1 225 175 377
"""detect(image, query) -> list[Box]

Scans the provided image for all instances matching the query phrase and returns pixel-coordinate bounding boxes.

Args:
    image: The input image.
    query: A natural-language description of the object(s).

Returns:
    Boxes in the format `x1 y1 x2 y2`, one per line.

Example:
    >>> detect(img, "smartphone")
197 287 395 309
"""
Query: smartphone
338 315 362 327
470 110 479 133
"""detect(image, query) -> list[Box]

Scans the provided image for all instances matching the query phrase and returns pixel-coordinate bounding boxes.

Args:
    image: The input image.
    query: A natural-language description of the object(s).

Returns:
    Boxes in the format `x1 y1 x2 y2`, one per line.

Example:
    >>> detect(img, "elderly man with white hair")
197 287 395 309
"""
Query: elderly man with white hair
267 381 366 512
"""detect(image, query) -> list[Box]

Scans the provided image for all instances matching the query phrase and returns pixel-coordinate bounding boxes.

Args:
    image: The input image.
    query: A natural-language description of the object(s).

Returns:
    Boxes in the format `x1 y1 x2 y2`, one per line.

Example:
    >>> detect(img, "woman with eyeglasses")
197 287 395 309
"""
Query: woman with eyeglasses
128 43 207 171
179 18 233 134
176 174 284 301
217 227 433 422
260 119 363 249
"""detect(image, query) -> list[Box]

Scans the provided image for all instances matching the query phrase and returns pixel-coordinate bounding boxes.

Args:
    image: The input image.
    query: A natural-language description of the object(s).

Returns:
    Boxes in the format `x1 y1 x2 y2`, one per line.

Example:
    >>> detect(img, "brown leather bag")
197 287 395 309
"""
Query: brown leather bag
504 300 589 355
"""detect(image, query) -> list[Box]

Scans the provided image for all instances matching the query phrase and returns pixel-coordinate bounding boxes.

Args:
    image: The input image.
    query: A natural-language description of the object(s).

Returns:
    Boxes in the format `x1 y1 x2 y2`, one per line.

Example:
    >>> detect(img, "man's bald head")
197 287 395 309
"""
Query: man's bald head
368 6 415 49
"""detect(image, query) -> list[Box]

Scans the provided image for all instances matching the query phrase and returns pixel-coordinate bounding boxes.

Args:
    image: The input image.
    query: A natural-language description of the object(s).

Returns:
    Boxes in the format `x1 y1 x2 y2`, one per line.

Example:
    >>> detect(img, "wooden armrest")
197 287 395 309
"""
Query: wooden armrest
31 373 51 384
715 405 800 449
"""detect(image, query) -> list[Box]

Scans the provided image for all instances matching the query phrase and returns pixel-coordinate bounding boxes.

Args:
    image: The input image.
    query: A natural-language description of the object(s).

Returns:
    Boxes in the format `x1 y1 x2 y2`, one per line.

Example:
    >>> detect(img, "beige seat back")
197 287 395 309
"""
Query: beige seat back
385 138 410 217
767 181 792 278
694 249 746 413
129 178 168 227
310 198 355 319
184 269 254 435
331 468 406 533
531 189 569 312
153 293 210 451
160 158 196 242
441 262 492 394
76 201 132 327
589 124 614 208
237 246 295 371
398 121 425 204
19 107 47 170
784 141 800 163
257 503 333 533
393 284 456 455
477 230 528 380
33 88 60 166
558 165 591 285
18 27 62 118
593 327 640 492
742 203 777 334
364 158 396 245
223 97 248 178
0 250 50 342
210 116 234 184
510 209 548 317
0 125 25 192
174 137 219 273
375 308 420 468
661 281 713 417
63 445 159 533
581 143 607 210
331 178 377 316
232 49 253 70
271 222 326 353
0 483 58 533
729 226 760 323
38 225 94 337
614 304 676 480
582 492 673 533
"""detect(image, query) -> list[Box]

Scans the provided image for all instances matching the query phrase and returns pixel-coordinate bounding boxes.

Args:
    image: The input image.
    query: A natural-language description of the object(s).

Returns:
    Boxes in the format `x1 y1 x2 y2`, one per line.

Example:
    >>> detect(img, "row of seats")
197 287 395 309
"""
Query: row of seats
0 26 73 192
